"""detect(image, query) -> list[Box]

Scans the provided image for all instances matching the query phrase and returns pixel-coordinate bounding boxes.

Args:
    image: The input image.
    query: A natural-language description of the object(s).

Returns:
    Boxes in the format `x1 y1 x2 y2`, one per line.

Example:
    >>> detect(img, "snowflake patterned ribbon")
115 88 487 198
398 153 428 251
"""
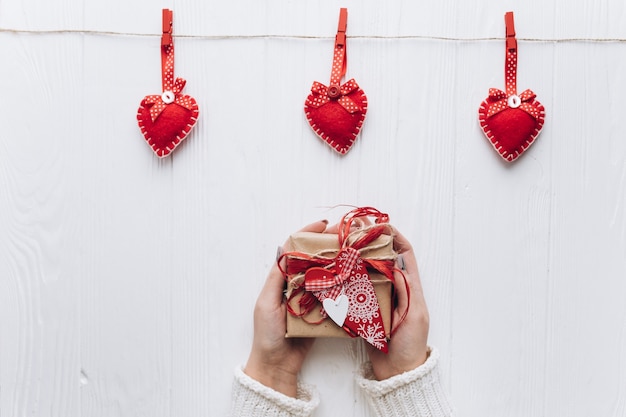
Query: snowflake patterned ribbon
486 88 541 119
305 79 363 114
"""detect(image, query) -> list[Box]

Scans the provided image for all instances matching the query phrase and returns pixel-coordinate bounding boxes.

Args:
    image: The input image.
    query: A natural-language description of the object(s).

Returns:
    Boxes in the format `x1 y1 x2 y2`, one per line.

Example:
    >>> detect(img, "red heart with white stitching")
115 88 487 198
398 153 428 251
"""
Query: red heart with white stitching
478 89 545 162
304 8 367 155
304 79 367 155
137 10 199 159
137 91 199 158
478 12 546 163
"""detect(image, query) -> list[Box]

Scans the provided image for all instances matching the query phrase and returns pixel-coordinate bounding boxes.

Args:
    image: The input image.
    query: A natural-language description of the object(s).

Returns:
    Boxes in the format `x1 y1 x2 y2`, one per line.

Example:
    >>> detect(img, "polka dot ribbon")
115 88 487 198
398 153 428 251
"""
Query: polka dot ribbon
505 11 518 97
486 88 541 119
145 9 194 122
306 80 362 113
483 12 540 120
486 12 540 120
305 8 362 113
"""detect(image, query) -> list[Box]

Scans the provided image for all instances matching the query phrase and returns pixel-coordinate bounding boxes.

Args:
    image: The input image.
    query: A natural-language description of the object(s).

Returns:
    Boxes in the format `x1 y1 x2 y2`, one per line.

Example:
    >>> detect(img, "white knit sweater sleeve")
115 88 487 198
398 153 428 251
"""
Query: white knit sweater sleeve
356 347 454 417
230 366 320 417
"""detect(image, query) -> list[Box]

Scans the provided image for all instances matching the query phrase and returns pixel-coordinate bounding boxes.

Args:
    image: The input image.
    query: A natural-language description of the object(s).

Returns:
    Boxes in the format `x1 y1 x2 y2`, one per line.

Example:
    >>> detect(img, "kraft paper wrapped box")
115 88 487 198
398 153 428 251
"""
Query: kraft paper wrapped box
284 231 396 341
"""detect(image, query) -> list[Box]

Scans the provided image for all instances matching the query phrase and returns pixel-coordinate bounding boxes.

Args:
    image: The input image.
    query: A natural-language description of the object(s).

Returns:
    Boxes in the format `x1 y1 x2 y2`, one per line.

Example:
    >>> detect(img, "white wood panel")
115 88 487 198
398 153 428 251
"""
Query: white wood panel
1 0 626 416
0 34 84 416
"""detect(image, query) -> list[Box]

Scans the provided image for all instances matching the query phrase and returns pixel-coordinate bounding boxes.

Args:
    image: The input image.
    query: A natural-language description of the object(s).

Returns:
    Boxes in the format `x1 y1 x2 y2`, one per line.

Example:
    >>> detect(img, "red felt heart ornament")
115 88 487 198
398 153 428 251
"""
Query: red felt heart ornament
304 8 367 155
478 12 545 162
137 88 199 158
137 9 199 158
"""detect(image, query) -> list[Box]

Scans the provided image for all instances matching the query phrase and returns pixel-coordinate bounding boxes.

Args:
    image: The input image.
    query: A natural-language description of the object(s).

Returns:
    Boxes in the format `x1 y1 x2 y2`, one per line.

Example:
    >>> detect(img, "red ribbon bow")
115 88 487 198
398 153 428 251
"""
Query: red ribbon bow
304 247 360 302
306 79 363 113
486 88 541 119
143 77 195 122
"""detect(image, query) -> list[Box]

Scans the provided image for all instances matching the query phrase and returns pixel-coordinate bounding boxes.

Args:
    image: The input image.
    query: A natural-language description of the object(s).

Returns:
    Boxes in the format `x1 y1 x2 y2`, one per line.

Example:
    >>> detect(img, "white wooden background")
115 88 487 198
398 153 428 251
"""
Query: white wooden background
1 0 626 415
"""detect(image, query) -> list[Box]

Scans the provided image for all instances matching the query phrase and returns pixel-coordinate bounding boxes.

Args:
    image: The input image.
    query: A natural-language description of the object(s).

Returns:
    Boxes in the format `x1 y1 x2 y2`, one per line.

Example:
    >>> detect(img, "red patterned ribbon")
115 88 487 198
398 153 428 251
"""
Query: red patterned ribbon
306 80 362 113
505 11 517 97
305 9 362 114
332 8 348 87
482 12 540 120
146 9 194 122
486 88 541 119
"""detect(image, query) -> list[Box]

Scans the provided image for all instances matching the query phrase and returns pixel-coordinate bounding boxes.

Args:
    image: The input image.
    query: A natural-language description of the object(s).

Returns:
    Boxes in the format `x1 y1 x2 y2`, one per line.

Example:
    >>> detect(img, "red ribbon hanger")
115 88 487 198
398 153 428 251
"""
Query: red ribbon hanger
304 8 368 155
477 11 545 162
136 9 199 158
145 9 195 123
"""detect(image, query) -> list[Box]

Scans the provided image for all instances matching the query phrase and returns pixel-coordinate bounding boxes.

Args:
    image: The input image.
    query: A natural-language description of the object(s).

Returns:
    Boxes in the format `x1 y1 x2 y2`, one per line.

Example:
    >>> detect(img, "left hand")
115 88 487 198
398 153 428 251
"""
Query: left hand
244 220 328 397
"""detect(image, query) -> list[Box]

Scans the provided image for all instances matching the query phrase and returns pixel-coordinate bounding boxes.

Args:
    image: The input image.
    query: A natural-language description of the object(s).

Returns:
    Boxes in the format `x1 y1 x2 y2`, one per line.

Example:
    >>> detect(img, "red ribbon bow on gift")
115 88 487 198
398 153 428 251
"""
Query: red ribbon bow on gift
306 79 363 114
304 247 360 301
143 77 196 122
486 88 541 119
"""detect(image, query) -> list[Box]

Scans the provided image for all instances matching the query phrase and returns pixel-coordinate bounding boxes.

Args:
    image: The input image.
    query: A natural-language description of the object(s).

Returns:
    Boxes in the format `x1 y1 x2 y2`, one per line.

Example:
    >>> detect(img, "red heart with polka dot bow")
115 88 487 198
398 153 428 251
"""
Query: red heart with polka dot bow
304 8 367 155
137 9 199 158
478 12 545 162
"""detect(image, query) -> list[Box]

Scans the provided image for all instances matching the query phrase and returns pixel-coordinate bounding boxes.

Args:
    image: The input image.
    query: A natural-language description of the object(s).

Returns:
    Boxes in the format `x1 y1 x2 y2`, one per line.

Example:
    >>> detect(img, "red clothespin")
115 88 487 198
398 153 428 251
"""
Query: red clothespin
505 11 517 51
335 8 347 48
162 9 173 46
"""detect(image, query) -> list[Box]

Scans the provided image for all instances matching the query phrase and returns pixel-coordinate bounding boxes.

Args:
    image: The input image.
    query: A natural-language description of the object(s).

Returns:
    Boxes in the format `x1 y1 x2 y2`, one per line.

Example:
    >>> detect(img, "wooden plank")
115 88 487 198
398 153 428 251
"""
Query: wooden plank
0 34 84 417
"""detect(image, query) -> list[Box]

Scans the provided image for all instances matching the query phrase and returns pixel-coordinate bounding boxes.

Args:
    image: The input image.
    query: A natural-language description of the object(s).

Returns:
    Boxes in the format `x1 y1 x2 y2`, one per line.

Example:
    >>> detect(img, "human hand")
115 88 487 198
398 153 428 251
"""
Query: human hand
244 220 328 397
365 228 430 380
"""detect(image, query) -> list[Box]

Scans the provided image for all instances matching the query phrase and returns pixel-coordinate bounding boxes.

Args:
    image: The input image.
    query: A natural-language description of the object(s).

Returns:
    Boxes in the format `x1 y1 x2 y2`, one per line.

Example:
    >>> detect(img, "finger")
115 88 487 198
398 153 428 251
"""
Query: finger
324 222 339 234
391 229 425 308
298 219 328 234
259 262 286 306
267 220 330 305
282 220 329 253
392 228 413 254
324 216 373 235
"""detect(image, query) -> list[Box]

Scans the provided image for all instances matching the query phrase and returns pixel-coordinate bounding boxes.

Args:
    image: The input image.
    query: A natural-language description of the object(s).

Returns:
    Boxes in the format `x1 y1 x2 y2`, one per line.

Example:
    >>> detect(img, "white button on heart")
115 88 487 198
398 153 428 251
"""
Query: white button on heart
161 90 175 104
323 295 349 327
507 94 521 108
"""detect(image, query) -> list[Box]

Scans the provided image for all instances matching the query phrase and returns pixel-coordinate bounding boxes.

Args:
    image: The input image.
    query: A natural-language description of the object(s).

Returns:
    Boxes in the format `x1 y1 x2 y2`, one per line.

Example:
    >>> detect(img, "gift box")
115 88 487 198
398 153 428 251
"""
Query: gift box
282 208 397 352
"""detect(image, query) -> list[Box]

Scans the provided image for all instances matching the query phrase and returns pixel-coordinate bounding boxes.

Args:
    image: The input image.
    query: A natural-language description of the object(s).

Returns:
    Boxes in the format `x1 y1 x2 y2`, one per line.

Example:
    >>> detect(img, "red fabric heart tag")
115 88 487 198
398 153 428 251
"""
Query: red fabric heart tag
478 12 545 162
137 9 199 158
304 8 367 155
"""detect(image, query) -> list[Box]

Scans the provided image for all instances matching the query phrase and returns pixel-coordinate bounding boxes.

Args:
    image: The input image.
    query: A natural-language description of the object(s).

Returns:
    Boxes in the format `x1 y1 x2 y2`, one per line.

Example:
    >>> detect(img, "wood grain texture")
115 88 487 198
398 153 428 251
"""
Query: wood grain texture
1 0 626 416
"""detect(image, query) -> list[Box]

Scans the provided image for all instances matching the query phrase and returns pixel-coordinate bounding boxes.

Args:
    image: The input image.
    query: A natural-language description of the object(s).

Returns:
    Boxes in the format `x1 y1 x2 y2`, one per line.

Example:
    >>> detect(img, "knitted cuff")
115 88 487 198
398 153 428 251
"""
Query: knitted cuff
230 366 320 417
356 347 454 417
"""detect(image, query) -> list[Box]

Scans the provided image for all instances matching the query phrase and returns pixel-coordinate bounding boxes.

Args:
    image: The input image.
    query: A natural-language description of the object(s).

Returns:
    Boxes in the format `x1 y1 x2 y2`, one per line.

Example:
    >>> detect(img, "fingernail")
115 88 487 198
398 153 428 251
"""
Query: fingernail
397 254 406 270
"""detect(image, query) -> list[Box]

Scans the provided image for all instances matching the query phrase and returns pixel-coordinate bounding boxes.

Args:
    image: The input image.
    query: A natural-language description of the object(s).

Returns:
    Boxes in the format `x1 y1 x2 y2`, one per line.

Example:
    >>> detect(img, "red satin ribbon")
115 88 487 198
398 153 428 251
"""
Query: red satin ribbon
147 9 194 122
